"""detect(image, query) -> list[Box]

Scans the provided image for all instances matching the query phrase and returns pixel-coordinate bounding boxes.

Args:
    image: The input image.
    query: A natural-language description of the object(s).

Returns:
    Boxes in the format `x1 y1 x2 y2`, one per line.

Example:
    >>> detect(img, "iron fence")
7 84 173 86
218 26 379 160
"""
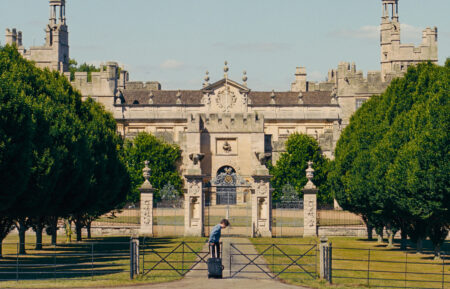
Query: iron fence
331 246 449 289
272 200 304 237
153 198 184 236
93 208 140 226
0 241 131 281
317 204 364 227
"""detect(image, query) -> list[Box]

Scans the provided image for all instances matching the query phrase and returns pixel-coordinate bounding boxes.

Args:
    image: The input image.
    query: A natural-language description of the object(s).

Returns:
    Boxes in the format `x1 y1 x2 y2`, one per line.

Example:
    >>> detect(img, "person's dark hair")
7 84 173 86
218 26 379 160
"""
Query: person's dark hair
220 219 230 227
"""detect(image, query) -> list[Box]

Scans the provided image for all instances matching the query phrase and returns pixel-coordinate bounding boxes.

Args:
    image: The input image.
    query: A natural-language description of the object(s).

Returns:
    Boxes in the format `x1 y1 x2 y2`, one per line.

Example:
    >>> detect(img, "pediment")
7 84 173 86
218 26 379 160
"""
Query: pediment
202 78 250 93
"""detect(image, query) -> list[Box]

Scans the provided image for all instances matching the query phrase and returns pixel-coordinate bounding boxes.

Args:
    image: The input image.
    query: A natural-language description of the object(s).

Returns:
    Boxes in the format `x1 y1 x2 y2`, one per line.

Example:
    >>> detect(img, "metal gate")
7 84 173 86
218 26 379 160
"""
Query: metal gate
207 167 253 237
140 240 209 277
216 186 237 205
229 242 317 279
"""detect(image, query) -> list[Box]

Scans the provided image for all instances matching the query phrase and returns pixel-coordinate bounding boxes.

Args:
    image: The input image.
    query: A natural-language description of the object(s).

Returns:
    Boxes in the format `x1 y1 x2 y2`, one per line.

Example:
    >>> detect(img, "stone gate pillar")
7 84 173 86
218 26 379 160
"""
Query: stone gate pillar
251 152 273 237
184 153 205 237
140 161 155 235
252 175 272 237
303 161 318 237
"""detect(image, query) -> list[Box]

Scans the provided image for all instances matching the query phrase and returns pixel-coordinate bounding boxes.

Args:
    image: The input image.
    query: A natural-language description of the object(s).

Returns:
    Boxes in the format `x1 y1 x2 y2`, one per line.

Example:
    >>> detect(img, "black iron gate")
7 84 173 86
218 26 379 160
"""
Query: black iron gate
216 186 237 205
229 242 317 279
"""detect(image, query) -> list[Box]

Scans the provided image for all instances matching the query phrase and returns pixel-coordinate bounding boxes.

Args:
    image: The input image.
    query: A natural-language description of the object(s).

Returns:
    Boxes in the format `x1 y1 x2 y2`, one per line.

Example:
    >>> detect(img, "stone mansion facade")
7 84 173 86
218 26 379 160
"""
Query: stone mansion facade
6 0 438 207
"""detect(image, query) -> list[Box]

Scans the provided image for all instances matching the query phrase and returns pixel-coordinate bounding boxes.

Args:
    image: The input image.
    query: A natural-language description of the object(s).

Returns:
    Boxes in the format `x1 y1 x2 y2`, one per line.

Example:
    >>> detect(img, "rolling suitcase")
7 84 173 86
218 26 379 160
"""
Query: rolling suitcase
207 257 224 279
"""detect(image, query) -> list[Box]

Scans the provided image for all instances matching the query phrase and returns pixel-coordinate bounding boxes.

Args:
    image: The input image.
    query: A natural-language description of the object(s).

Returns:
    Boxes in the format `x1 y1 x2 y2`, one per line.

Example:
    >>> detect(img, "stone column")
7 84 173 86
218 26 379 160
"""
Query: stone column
184 153 205 237
251 153 273 237
251 175 272 237
303 161 318 237
140 161 155 235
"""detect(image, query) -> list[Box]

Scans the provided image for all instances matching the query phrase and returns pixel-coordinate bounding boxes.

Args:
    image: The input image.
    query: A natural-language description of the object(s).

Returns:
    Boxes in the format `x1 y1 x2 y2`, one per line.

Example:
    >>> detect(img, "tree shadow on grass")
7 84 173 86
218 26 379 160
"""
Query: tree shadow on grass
0 236 193 281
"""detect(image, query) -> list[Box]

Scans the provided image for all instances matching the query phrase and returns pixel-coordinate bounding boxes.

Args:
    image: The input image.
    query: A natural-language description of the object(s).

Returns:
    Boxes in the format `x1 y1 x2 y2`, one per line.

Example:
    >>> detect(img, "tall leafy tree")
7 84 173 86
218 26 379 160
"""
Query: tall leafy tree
124 132 183 202
0 45 34 256
72 98 130 241
269 133 330 203
330 61 449 254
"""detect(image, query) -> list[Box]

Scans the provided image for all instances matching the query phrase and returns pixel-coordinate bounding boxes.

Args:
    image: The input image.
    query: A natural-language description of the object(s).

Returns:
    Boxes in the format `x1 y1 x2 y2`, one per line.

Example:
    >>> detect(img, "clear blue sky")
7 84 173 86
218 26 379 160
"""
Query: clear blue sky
1 0 449 90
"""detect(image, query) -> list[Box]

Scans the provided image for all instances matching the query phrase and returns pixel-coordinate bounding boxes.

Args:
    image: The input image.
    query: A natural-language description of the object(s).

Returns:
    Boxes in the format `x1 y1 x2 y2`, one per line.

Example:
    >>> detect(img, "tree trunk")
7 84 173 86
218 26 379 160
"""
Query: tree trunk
434 243 442 260
416 238 423 254
0 217 14 259
86 221 92 239
75 219 83 242
376 227 384 244
366 223 373 240
35 222 43 250
50 217 58 245
18 220 27 255
400 230 407 250
386 225 394 249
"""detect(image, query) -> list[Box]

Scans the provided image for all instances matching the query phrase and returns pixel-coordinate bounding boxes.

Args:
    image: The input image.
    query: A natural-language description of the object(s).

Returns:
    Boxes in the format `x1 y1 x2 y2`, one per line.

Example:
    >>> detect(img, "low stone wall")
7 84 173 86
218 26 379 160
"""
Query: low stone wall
318 226 369 237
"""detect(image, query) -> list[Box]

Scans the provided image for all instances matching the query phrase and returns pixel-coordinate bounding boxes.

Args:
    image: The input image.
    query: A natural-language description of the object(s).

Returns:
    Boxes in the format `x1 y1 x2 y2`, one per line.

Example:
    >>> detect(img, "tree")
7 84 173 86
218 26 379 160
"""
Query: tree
0 45 131 252
269 133 330 203
330 61 449 254
124 132 183 203
69 59 101 82
0 45 91 252
0 45 35 256
72 98 130 241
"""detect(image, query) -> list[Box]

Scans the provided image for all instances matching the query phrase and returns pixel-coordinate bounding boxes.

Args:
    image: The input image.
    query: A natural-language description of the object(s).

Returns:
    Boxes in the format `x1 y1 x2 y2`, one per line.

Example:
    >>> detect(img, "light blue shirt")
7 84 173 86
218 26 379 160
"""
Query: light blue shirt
209 224 222 243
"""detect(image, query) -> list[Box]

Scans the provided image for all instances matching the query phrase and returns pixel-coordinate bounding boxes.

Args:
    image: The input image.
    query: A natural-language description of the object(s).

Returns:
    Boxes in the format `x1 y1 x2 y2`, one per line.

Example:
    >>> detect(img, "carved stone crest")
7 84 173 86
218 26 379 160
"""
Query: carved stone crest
189 180 201 195
223 141 232 153
216 86 237 112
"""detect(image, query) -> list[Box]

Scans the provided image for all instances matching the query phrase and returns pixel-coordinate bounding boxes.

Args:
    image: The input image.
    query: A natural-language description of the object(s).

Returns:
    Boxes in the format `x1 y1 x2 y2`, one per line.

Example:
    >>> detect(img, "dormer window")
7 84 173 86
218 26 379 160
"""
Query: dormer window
133 100 139 105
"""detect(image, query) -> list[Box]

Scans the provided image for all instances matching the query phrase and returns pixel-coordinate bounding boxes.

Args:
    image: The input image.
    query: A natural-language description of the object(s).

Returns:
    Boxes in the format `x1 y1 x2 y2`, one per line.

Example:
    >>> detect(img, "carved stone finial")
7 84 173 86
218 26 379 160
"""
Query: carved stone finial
141 160 153 189
298 91 303 104
270 90 276 105
224 61 229 79
148 91 154 104
331 85 338 104
203 71 210 87
304 161 317 189
176 90 182 104
242 70 248 86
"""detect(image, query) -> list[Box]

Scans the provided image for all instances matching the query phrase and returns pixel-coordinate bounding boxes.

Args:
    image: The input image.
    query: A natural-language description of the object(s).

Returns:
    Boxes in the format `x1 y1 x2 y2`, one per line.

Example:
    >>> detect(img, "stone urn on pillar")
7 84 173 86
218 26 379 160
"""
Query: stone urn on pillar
251 152 273 237
184 153 205 236
140 161 155 235
303 161 318 237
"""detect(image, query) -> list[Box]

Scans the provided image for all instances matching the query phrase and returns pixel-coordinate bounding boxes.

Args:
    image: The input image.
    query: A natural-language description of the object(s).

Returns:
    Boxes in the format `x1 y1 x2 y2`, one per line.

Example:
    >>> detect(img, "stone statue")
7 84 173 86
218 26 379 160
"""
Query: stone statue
189 153 205 166
255 152 271 166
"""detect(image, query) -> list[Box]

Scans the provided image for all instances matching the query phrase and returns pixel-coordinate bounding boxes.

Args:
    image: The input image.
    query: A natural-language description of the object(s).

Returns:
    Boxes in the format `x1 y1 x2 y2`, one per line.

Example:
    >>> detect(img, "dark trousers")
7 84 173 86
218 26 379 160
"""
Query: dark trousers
210 242 220 258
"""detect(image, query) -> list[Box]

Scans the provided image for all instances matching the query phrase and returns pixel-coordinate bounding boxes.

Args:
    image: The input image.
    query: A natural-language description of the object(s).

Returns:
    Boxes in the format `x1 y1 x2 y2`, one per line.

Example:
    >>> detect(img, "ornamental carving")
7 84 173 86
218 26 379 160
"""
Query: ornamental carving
216 86 237 112
143 200 152 225
306 199 316 228
188 180 201 195
211 167 250 187
255 180 268 195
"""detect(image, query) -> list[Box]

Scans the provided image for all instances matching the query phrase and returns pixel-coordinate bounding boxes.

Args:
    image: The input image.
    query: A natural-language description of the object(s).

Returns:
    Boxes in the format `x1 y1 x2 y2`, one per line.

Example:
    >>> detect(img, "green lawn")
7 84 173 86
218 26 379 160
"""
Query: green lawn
0 235 206 288
251 237 449 289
